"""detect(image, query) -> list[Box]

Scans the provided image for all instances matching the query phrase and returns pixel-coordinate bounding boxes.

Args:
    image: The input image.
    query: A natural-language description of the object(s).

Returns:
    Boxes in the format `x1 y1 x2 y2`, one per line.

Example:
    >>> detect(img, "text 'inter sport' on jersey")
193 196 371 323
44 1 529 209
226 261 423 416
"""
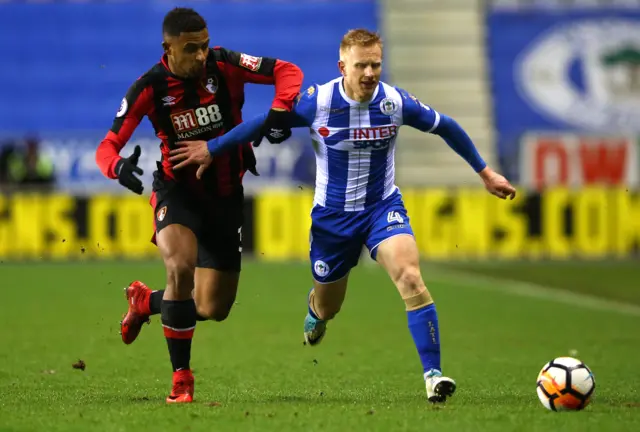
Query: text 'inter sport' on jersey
291 77 440 212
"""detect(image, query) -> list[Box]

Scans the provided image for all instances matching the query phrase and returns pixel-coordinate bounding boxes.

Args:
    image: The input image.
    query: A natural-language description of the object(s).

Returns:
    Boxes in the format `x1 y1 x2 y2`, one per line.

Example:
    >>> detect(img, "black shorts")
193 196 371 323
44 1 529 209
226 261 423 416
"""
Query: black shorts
152 182 244 272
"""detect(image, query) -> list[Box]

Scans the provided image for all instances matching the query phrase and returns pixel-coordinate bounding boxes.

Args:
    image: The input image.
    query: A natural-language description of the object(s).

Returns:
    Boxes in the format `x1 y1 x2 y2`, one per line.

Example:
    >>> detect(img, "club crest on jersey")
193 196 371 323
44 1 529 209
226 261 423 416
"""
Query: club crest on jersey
157 206 167 222
313 260 330 278
116 98 128 118
239 53 262 72
204 76 217 94
306 86 315 97
380 98 398 116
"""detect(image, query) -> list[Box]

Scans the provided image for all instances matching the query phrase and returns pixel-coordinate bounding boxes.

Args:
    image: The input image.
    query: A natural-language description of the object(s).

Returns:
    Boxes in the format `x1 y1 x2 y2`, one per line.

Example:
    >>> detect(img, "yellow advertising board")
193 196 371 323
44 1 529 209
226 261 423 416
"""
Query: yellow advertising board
0 193 156 259
1 188 638 261
254 187 640 260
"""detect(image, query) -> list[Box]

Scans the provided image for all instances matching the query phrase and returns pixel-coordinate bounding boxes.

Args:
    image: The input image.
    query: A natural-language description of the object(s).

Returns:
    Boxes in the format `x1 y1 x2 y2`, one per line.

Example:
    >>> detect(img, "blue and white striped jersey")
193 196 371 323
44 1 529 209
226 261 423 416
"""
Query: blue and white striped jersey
293 77 441 211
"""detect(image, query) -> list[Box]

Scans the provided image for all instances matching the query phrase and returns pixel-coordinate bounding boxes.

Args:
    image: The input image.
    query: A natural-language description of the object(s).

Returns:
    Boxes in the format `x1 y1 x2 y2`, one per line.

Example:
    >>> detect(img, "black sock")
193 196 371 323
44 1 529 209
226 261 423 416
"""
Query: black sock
150 290 164 315
161 299 196 372
152 290 208 321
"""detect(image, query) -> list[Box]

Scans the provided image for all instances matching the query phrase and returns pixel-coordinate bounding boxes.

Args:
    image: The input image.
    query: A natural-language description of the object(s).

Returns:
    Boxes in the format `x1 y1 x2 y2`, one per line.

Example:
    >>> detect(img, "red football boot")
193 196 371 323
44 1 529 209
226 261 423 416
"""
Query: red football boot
120 281 152 345
166 369 195 404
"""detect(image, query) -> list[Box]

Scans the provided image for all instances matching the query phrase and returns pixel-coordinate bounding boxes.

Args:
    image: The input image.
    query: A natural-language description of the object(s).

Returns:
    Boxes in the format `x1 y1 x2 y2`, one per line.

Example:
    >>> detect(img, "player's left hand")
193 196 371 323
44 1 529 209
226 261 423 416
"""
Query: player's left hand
480 167 516 200
252 108 292 147
169 140 213 179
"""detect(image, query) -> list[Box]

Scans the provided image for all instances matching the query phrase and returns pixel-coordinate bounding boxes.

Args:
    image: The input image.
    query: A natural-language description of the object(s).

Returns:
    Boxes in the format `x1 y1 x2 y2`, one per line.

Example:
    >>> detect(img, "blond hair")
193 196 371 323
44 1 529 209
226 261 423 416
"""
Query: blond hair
339 29 383 58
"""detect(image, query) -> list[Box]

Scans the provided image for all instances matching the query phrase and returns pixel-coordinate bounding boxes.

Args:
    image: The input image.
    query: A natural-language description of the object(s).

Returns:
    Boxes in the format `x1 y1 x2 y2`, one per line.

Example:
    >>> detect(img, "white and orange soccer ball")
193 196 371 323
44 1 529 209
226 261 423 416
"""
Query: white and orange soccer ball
536 357 595 411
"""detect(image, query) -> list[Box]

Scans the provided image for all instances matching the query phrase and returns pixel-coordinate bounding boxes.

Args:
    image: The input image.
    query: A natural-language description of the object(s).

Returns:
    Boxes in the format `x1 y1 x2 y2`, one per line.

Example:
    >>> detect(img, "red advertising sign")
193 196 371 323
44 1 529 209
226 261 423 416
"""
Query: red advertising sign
519 134 638 190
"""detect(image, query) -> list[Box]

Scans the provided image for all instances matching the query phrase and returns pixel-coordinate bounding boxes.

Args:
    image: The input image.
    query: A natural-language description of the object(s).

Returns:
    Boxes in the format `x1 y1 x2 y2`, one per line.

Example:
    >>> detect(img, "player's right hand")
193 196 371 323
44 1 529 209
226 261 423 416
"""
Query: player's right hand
115 145 144 195
252 108 292 147
480 167 516 200
169 140 213 180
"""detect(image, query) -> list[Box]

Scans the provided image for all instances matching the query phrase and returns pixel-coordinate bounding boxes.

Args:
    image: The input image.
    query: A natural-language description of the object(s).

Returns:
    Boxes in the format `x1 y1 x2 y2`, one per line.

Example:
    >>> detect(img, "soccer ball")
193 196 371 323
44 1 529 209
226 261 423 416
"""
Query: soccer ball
536 357 595 411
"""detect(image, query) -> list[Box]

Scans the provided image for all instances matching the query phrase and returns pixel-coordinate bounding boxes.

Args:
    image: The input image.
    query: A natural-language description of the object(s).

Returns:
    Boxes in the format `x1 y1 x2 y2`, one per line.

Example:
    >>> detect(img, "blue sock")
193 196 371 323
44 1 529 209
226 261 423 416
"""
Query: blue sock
407 303 441 374
307 288 321 320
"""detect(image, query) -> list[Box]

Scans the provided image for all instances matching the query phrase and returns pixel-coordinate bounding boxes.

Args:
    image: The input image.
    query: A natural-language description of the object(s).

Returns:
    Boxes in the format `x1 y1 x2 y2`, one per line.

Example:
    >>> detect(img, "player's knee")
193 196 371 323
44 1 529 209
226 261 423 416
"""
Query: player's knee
165 257 196 293
394 266 425 296
196 302 233 322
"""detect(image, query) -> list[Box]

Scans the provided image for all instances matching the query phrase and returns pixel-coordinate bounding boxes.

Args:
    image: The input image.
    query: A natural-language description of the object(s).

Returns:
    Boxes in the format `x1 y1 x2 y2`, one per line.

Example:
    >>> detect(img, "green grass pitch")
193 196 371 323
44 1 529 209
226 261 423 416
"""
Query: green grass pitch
0 260 639 431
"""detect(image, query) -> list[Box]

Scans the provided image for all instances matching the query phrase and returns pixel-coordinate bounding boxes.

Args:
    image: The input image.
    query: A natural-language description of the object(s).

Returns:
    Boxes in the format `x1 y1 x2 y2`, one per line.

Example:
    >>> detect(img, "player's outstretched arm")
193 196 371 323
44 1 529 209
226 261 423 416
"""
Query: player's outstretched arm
433 116 516 199
170 86 317 176
208 106 311 154
213 47 304 145
95 79 153 195
399 89 516 200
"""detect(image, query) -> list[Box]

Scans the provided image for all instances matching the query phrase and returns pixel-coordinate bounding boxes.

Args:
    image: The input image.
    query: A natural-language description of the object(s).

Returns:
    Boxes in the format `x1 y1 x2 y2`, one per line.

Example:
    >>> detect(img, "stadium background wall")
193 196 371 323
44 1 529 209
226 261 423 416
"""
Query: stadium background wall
0 188 638 261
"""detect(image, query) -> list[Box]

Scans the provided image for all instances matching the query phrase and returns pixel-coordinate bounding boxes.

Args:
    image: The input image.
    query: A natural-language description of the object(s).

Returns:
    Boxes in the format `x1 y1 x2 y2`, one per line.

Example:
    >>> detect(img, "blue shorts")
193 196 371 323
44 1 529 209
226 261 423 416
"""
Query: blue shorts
309 191 414 283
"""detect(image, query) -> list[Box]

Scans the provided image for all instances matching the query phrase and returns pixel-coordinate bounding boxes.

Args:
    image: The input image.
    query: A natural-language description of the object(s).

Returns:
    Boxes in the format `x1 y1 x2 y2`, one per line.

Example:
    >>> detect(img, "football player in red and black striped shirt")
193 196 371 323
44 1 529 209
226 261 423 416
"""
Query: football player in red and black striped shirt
95 7 303 403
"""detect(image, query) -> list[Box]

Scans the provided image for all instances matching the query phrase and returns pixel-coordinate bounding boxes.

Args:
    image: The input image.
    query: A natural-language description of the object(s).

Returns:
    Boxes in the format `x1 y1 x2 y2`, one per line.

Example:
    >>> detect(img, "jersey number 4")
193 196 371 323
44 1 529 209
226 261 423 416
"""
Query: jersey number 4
387 211 404 224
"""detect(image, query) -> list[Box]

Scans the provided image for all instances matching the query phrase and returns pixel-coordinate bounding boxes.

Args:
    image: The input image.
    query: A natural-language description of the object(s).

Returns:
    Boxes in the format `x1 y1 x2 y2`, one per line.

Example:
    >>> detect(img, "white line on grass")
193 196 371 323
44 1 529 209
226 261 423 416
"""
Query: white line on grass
423 266 640 318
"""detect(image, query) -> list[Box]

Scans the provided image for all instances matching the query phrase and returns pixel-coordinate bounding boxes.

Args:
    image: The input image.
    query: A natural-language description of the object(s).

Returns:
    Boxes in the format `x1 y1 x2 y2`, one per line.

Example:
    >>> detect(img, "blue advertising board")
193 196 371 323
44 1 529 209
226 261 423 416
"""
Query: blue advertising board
487 9 640 185
0 0 378 192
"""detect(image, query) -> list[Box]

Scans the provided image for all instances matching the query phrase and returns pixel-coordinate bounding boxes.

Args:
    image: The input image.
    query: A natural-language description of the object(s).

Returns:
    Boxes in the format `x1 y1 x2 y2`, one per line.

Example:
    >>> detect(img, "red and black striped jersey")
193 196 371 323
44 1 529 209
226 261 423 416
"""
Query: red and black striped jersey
96 47 303 199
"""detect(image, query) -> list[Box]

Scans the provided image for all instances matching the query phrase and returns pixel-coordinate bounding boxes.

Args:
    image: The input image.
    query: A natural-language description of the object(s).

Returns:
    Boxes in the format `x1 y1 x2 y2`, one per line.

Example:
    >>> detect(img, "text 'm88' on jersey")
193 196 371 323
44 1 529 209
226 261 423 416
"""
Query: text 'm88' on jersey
96 47 302 200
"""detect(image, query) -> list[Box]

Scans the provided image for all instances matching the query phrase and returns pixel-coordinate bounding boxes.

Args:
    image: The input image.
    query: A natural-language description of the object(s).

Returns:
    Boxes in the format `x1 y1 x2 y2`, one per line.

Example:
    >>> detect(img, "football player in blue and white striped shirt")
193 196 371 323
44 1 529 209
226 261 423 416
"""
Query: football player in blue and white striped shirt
170 29 516 403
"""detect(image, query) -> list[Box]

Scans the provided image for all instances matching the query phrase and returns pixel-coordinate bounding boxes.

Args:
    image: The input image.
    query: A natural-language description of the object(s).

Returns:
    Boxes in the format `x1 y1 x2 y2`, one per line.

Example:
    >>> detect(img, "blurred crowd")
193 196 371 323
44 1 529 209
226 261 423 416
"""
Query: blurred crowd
0 138 55 188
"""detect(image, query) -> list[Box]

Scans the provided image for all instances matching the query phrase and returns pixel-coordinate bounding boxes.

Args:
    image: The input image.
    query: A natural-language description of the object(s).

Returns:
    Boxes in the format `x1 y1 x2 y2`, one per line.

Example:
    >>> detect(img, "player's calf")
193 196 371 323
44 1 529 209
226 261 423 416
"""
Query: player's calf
376 235 455 403
404 288 456 402
193 268 240 322
304 288 327 346
157 225 199 403
303 279 348 346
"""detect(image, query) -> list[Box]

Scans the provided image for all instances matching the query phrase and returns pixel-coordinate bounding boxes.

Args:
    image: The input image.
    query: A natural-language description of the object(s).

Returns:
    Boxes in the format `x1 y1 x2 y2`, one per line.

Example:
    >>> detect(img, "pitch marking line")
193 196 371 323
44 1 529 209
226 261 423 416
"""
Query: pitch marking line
425 267 640 318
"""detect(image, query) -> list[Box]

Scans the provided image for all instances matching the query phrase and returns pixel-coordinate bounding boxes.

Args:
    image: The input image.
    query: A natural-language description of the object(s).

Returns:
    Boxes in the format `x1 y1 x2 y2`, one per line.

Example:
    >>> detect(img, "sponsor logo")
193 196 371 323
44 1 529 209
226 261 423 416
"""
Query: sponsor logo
239 53 262 72
171 109 197 132
162 96 176 106
170 104 224 138
352 125 398 140
116 98 128 117
351 125 398 150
